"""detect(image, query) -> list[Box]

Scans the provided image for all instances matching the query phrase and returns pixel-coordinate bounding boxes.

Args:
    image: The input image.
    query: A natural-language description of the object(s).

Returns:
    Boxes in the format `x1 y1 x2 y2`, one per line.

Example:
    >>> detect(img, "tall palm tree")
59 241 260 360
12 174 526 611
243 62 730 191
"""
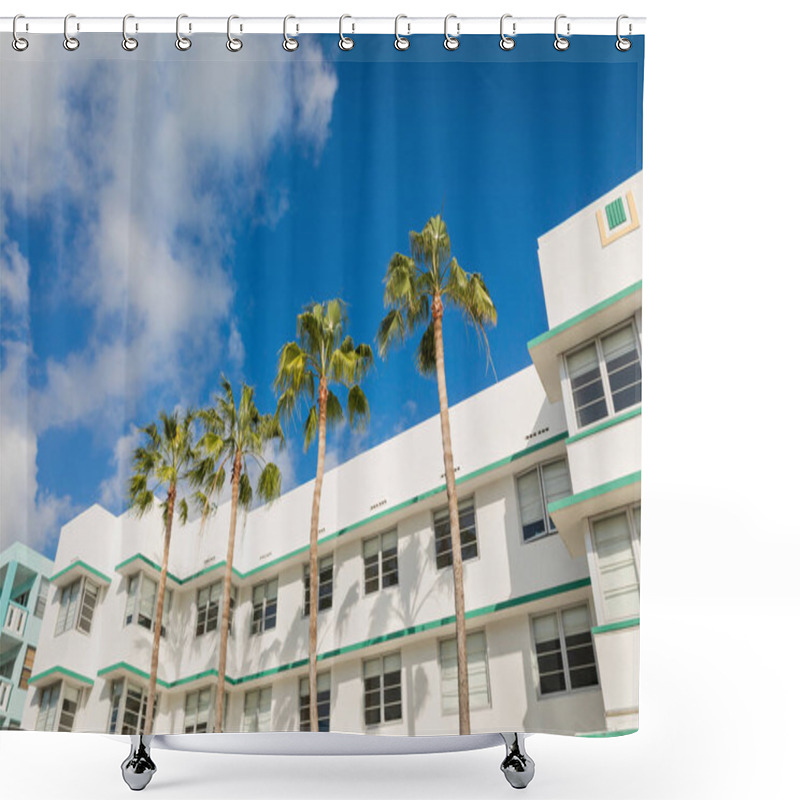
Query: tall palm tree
275 299 373 732
192 375 284 732
376 215 496 734
128 409 199 735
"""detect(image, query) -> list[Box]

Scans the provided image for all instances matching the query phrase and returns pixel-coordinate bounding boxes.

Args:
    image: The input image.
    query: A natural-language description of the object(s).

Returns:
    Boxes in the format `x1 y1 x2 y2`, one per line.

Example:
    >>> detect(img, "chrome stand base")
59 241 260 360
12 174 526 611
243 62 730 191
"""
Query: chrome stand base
500 733 535 790
121 735 157 791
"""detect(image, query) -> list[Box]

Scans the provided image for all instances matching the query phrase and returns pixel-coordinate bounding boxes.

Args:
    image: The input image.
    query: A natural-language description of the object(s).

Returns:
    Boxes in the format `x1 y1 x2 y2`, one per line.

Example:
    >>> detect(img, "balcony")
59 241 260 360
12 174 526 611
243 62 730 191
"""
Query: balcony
3 601 28 638
0 676 12 712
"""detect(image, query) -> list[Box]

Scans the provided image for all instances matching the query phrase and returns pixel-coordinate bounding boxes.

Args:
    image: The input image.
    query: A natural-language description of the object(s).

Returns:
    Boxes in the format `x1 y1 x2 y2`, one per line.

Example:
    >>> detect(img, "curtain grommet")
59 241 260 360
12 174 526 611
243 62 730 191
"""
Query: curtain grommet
121 14 138 51
616 15 632 51
499 14 516 51
444 14 460 51
63 13 80 51
226 15 243 52
339 15 354 51
394 15 410 51
12 14 29 51
283 15 299 52
554 15 570 51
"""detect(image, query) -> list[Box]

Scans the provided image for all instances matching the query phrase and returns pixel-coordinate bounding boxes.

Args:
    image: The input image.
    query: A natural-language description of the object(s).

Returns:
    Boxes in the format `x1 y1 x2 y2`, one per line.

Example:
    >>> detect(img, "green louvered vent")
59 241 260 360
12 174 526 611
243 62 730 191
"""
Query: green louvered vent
605 197 627 230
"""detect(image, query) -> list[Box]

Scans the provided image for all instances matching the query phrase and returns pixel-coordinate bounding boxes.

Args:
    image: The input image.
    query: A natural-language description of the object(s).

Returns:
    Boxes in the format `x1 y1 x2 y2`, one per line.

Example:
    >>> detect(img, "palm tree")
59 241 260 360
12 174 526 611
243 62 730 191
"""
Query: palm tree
376 215 496 734
128 409 199 735
274 299 373 732
192 375 284 732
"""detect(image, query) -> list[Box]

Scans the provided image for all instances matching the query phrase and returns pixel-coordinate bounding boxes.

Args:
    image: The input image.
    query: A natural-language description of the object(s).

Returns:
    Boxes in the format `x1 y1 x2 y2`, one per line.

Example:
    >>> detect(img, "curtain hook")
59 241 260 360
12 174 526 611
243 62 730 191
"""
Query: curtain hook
444 14 460 51
339 14 354 51
554 14 570 51
394 15 410 51
616 15 632 51
227 15 243 52
122 15 138 51
175 14 192 50
499 14 516 51
12 14 29 52
283 15 299 51
63 13 80 51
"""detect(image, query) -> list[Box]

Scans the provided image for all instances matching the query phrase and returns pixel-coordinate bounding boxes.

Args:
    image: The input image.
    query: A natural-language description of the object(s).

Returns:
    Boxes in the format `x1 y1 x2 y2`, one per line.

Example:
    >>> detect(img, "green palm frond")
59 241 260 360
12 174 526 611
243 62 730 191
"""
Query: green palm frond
415 321 437 376
346 384 370 429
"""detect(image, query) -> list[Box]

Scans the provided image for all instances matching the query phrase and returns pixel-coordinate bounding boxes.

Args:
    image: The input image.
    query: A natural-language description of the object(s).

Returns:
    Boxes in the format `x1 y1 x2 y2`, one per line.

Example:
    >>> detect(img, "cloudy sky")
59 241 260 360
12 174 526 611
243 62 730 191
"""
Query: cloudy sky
0 34 643 558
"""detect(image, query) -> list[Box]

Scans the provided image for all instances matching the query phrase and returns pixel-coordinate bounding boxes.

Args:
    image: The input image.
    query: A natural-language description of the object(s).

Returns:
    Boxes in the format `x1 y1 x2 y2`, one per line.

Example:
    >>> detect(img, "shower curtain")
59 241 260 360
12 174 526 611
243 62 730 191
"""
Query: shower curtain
0 30 644 739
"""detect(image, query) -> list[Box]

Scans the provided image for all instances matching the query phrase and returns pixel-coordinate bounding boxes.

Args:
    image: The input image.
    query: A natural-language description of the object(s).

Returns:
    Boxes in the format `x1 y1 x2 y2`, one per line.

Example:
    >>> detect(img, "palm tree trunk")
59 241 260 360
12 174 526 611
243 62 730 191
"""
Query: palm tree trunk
308 382 328 732
432 295 471 735
215 450 241 733
143 484 175 735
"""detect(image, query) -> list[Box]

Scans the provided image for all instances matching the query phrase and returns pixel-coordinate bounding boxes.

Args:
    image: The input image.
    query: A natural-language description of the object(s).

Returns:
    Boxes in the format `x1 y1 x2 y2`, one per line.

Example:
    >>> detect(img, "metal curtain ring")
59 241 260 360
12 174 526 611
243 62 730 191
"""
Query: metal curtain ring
444 14 460 51
63 13 80 51
499 14 516 51
176 14 192 50
616 15 632 51
554 14 570 51
12 14 29 52
283 15 299 51
339 14 354 51
122 14 138 51
394 15 410 50
227 15 243 51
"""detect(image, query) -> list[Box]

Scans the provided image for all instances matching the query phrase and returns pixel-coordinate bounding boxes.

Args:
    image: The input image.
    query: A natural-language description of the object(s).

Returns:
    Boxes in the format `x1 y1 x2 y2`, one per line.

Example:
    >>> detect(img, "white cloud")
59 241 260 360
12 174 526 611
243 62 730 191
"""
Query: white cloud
0 38 338 550
98 425 140 511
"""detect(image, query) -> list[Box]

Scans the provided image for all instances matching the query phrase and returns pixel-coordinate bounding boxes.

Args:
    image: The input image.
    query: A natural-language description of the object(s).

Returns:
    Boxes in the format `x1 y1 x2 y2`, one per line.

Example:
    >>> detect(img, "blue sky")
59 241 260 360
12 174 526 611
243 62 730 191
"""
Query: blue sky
0 35 643 559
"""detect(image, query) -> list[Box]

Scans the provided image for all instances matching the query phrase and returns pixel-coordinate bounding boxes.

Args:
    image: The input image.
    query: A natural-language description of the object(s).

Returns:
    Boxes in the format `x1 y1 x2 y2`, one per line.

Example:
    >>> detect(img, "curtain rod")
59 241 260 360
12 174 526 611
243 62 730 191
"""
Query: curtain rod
1 16 645 37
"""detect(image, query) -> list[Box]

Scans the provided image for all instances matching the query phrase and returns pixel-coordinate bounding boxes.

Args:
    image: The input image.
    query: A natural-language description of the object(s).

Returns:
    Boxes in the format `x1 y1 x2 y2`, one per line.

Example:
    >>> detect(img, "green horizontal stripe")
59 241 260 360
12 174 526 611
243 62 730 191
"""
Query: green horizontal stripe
566 407 641 445
578 728 638 738
527 281 642 351
548 471 641 514
114 553 182 585
234 577 592 686
51 560 112 585
29 665 94 687
592 617 640 635
92 577 592 691
117 433 570 586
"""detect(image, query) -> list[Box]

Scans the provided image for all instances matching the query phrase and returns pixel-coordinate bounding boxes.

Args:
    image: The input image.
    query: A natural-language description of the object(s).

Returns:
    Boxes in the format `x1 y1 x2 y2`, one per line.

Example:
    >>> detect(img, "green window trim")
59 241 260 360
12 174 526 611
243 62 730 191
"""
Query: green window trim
591 617 640 635
51 560 112 585
605 197 627 229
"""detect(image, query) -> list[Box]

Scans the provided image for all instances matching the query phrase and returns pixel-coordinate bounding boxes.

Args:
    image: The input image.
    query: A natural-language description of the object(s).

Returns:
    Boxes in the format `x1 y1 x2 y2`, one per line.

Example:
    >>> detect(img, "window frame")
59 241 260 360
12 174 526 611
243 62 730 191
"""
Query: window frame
34 578 50 618
362 652 403 728
183 686 216 734
242 686 273 732
107 677 158 735
250 578 279 635
35 680 81 732
124 572 173 637
299 672 331 732
432 495 480 571
530 603 600 698
19 645 36 689
515 457 572 544
438 629 492 716
54 576 100 637
362 529 399 596
302 555 334 617
195 581 236 637
563 318 642 431
588 504 642 623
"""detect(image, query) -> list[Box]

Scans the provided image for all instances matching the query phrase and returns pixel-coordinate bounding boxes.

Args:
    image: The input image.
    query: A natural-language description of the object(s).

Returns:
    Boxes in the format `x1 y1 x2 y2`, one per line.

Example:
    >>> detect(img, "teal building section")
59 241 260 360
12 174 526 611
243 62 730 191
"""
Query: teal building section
0 542 54 728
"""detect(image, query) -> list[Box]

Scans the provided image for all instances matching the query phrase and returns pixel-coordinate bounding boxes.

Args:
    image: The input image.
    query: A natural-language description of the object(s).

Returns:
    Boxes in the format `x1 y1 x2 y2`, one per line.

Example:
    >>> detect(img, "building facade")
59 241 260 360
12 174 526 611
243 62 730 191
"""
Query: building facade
22 172 642 738
0 542 54 729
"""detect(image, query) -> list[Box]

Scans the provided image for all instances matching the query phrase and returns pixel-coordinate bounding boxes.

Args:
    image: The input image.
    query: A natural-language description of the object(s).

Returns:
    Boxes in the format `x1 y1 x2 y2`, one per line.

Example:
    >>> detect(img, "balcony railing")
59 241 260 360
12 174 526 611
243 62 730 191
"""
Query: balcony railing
4 602 28 637
0 677 12 712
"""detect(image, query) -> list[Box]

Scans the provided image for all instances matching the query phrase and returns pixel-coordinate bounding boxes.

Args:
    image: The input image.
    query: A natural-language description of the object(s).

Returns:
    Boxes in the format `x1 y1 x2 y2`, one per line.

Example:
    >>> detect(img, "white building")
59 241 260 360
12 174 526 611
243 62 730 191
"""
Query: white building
22 172 642 739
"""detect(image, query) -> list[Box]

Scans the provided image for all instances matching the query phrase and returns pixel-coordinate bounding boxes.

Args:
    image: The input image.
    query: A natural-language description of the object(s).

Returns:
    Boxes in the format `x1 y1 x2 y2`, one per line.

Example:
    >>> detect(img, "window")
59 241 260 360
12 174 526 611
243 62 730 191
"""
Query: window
34 578 50 618
605 197 627 229
195 582 236 637
55 578 100 636
363 653 402 726
242 687 272 732
517 460 572 542
251 579 278 635
108 679 158 734
591 506 641 622
433 497 478 570
439 631 491 714
303 556 334 617
532 605 598 695
363 530 399 594
125 573 172 636
184 688 213 733
565 322 642 428
0 659 14 679
36 681 81 731
12 588 30 607
299 673 331 732
19 646 36 689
